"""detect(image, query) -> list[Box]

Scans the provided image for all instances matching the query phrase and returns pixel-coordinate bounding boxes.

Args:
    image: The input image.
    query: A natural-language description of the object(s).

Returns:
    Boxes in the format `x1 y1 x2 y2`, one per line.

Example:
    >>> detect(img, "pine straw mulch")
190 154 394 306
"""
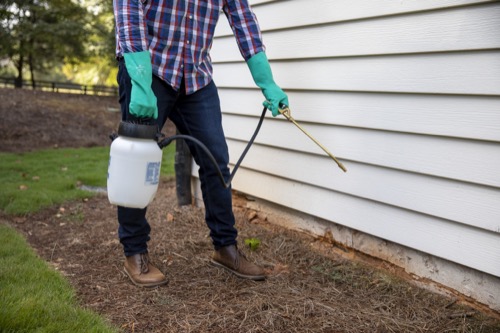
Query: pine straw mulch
4 183 500 333
1 88 500 332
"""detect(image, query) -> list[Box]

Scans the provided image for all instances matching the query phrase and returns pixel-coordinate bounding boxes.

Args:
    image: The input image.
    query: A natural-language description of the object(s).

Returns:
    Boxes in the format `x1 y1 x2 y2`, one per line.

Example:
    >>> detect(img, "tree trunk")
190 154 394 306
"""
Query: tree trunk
14 37 26 88
28 52 36 89
14 54 24 88
28 11 36 89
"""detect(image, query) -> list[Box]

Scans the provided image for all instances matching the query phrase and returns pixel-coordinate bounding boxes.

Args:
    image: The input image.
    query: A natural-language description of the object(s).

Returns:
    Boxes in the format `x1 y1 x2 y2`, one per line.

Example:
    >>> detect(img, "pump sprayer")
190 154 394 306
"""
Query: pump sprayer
107 106 346 209
107 121 162 208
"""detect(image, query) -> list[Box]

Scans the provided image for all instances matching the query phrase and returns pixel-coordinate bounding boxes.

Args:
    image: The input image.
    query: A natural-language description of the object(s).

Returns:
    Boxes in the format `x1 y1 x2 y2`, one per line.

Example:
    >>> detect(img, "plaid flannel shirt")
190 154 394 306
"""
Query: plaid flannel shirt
113 0 265 94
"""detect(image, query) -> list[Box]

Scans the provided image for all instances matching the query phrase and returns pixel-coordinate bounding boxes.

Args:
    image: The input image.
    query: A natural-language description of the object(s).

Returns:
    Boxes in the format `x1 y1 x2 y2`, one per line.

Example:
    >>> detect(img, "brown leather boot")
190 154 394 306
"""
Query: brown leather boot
211 245 266 281
124 253 168 287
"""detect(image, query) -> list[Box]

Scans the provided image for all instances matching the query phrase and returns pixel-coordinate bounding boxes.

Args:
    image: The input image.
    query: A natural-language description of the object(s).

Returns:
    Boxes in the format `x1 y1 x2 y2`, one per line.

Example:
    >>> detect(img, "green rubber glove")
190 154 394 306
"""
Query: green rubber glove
247 52 289 117
123 51 158 120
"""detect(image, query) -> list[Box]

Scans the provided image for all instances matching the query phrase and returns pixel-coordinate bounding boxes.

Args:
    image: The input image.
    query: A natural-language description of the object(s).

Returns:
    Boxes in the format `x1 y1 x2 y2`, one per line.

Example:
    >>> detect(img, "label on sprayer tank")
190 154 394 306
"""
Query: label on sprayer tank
145 162 161 185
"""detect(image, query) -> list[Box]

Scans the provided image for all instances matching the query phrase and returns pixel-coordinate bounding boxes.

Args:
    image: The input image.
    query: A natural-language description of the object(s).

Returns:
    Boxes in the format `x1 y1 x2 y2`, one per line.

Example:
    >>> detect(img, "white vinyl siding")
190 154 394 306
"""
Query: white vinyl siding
205 0 500 278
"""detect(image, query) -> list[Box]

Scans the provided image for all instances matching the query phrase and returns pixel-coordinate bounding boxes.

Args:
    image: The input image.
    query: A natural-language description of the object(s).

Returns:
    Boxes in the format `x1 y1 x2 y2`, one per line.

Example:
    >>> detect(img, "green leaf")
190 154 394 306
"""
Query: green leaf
244 238 261 251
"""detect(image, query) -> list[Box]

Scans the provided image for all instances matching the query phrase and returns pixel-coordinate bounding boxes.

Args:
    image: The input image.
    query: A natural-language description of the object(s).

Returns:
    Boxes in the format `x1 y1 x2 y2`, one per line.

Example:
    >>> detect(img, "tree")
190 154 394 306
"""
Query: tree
0 0 91 88
62 0 118 86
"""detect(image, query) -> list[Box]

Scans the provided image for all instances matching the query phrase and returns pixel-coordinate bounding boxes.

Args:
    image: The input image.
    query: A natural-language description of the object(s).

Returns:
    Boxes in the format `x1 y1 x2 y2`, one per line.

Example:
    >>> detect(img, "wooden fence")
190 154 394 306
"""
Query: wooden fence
0 77 118 96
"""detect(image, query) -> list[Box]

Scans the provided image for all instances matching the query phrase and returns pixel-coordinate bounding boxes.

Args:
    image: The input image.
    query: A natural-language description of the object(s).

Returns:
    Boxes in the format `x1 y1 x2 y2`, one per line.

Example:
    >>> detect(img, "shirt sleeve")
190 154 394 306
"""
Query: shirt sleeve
223 0 265 61
113 0 149 54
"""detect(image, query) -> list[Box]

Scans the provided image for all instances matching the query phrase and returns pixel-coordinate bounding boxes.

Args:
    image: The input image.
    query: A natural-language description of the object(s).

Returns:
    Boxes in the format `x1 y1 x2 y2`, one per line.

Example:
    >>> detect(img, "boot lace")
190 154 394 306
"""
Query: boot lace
140 254 149 274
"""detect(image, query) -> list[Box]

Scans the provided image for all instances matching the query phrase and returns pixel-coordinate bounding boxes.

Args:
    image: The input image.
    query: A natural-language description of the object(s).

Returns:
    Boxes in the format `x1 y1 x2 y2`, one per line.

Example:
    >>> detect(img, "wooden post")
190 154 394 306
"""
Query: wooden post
175 131 193 206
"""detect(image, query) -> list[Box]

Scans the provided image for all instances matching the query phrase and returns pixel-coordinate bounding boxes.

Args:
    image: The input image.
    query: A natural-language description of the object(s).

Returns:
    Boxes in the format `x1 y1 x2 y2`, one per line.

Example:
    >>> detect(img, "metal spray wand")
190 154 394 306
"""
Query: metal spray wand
278 106 347 172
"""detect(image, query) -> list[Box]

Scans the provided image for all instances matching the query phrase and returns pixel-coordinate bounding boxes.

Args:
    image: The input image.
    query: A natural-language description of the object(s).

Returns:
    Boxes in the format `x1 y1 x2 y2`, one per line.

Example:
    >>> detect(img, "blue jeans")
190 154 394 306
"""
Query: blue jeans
116 59 237 256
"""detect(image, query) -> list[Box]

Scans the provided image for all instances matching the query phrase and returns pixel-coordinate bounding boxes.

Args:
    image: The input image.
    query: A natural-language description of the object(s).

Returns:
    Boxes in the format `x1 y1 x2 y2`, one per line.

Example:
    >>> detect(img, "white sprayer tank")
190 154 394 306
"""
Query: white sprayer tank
107 122 162 208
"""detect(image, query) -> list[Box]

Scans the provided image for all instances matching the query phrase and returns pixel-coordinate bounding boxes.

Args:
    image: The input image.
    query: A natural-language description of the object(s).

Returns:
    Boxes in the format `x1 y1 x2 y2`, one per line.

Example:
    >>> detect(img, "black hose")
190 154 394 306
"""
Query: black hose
158 107 267 189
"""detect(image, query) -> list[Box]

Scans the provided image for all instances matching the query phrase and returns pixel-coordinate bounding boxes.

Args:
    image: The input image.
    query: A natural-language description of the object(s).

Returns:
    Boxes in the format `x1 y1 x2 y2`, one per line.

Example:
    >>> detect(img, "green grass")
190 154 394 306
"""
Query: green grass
0 144 175 215
0 144 175 332
0 224 117 332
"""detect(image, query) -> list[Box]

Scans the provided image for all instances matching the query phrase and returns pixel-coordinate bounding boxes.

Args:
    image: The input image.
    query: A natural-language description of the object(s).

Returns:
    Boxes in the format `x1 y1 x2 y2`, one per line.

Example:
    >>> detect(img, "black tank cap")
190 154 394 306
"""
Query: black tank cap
117 121 158 140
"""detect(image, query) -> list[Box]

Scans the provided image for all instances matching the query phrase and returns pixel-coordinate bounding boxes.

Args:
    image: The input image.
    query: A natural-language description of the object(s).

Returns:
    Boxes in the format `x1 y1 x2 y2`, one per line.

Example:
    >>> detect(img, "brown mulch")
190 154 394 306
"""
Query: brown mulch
1 88 500 333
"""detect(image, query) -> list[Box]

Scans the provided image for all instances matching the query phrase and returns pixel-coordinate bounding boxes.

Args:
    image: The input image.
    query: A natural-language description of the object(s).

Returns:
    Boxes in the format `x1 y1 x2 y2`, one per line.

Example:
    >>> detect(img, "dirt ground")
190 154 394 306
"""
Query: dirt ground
1 87 500 333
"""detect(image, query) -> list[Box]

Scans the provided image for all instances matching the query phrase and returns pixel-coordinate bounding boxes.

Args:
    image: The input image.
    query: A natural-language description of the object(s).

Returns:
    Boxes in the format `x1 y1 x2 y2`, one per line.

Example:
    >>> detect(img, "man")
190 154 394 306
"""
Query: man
113 0 288 287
